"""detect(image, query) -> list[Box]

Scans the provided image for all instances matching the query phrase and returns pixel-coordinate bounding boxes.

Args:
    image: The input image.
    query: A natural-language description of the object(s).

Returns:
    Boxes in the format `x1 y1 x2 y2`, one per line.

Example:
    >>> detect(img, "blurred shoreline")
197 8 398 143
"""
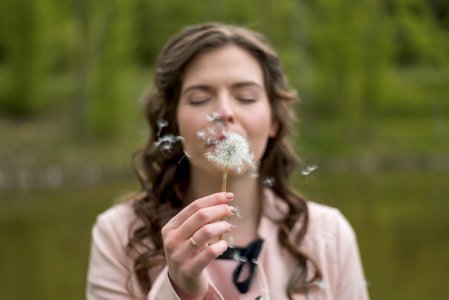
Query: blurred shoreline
1 114 448 191
1 154 448 191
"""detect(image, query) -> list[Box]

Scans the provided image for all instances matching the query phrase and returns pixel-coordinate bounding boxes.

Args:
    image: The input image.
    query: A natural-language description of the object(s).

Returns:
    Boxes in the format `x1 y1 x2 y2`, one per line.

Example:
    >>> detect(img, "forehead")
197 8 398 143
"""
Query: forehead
181 45 265 89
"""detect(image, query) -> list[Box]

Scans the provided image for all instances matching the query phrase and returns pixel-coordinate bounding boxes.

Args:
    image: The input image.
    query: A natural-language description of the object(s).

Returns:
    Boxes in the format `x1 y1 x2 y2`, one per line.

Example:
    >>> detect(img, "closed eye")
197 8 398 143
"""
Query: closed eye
237 96 257 103
186 90 212 105
233 85 260 104
189 97 211 105
235 91 258 103
182 85 213 105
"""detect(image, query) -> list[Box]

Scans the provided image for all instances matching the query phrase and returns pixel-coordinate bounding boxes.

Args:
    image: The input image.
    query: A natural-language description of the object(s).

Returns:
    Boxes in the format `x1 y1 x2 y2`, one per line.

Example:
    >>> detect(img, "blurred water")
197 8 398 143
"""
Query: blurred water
0 171 448 299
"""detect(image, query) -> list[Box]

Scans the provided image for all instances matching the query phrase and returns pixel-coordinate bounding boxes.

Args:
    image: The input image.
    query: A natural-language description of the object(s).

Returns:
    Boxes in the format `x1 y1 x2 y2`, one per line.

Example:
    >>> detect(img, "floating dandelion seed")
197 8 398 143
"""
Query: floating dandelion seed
206 111 222 122
157 120 169 136
207 125 219 136
232 205 242 218
154 134 183 154
178 150 191 164
196 130 206 140
160 144 172 153
301 164 318 176
263 176 275 187
360 280 369 288
227 235 235 248
197 112 227 145
248 168 260 179
232 251 240 261
314 280 326 290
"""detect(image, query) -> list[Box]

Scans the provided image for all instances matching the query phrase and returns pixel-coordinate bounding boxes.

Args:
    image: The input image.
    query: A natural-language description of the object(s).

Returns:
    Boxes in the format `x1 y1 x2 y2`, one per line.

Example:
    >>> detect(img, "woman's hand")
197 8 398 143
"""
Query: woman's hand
161 192 235 299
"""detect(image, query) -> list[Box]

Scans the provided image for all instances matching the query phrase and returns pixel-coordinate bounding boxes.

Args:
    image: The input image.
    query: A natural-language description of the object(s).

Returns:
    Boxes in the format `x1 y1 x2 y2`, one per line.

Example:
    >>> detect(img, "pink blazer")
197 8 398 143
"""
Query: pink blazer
87 189 369 299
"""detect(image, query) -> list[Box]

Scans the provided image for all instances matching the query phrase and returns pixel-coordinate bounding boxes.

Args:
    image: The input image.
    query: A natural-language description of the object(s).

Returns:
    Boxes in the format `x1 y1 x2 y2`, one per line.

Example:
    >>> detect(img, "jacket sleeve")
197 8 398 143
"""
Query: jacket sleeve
149 268 224 300
86 211 141 300
86 207 224 300
335 210 370 300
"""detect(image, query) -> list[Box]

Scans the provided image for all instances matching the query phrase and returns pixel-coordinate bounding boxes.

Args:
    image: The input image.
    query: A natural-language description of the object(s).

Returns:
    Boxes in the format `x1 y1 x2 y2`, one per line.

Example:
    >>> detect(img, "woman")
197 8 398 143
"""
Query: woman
86 23 369 300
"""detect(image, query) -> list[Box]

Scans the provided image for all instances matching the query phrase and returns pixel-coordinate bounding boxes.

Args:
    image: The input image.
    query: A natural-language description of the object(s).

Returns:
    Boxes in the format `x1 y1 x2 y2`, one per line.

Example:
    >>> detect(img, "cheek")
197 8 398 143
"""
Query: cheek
246 107 274 135
246 125 272 159
177 108 206 150
252 132 270 160
177 107 197 137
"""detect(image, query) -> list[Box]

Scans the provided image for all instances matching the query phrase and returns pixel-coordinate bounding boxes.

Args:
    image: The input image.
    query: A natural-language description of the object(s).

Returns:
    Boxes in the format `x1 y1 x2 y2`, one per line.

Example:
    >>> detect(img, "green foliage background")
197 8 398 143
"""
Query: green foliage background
0 0 448 299
1 0 448 130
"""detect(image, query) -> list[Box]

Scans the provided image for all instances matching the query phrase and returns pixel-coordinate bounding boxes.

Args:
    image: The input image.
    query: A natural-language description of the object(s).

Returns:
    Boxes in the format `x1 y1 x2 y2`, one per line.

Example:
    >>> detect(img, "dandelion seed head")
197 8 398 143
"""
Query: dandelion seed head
206 132 255 173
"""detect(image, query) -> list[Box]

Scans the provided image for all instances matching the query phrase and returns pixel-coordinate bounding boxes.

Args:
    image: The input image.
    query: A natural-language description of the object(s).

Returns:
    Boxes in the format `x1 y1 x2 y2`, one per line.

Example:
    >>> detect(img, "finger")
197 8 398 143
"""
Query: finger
165 192 233 229
182 239 229 277
169 220 232 261
177 204 235 239
187 221 233 250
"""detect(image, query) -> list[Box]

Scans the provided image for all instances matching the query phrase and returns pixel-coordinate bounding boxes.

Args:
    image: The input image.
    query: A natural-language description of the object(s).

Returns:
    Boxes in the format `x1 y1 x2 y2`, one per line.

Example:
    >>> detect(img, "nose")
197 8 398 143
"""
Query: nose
216 95 235 123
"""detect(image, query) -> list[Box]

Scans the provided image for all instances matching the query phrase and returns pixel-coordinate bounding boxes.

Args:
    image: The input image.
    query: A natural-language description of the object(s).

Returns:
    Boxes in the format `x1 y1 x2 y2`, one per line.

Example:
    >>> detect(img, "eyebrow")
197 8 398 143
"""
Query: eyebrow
230 81 262 90
182 81 262 95
181 85 212 95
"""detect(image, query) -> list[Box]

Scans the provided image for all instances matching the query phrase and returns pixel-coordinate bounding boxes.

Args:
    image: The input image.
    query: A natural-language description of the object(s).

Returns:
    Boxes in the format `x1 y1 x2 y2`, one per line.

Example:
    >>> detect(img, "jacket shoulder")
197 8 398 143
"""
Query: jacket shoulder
306 201 356 243
93 200 140 249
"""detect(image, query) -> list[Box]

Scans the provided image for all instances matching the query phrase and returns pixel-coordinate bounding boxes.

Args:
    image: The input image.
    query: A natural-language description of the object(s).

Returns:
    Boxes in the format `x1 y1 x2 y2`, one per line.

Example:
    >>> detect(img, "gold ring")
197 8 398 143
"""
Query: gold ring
190 237 200 248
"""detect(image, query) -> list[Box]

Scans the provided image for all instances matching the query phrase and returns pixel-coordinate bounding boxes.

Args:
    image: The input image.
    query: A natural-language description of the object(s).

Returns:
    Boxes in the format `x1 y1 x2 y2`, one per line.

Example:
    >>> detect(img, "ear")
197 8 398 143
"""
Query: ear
269 116 279 138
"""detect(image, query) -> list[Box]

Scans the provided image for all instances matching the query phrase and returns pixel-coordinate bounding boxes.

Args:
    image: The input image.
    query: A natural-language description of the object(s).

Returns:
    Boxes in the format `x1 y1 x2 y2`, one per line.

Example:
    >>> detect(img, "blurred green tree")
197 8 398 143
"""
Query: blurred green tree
0 0 447 138
0 0 44 116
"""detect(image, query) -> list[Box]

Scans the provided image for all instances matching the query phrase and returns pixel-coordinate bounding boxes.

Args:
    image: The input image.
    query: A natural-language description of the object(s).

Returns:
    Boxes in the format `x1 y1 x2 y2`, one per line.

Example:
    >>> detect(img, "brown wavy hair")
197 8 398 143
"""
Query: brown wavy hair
127 22 322 298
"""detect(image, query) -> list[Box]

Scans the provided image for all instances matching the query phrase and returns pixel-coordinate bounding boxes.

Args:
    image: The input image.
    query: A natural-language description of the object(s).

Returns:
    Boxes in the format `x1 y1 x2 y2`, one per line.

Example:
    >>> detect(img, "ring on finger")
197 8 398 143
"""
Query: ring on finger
190 237 200 248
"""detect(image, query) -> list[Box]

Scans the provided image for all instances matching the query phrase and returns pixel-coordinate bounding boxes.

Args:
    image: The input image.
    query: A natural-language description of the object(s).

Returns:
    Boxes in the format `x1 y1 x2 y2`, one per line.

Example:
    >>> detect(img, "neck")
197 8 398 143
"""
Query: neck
187 168 262 245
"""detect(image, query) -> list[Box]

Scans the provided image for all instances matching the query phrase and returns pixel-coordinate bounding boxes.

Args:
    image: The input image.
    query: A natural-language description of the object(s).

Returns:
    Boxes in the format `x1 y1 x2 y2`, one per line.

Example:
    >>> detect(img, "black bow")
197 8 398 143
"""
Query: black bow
216 239 264 293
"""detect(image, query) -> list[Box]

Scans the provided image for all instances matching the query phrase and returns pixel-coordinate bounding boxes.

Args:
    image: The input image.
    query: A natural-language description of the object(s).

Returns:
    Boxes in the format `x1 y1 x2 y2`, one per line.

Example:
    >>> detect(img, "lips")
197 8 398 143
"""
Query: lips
206 134 229 148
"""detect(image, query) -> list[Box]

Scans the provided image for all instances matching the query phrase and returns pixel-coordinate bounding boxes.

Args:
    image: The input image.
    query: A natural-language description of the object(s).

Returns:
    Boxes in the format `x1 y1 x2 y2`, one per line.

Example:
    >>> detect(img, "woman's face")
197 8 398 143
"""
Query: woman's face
176 45 277 177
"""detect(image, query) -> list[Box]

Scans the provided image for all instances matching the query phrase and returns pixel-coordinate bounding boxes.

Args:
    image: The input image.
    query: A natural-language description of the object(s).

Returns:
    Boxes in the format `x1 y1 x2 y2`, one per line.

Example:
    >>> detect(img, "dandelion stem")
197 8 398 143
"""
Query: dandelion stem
221 167 228 192
219 167 228 241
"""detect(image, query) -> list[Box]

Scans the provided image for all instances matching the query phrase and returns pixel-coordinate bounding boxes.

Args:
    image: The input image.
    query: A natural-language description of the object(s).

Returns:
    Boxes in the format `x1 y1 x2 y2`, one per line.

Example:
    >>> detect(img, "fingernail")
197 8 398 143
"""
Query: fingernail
225 192 234 200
